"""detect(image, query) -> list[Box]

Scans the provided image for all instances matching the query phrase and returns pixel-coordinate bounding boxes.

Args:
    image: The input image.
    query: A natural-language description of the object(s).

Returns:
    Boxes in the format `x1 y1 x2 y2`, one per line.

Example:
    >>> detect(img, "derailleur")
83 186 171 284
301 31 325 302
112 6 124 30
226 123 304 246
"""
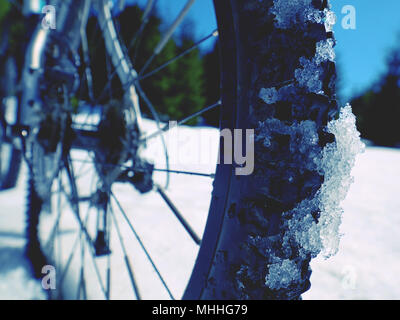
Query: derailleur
118 160 154 194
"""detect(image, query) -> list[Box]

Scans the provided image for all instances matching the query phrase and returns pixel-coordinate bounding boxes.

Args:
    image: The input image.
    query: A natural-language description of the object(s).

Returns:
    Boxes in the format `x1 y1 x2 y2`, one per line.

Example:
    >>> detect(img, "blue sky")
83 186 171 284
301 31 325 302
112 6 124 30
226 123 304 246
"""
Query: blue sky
129 0 400 101
130 0 217 46
331 0 400 100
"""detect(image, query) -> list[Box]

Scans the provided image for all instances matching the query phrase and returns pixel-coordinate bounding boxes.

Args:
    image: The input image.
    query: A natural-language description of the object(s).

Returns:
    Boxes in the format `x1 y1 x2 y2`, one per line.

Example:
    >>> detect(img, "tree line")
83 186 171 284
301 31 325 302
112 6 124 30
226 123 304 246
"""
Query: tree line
350 45 400 147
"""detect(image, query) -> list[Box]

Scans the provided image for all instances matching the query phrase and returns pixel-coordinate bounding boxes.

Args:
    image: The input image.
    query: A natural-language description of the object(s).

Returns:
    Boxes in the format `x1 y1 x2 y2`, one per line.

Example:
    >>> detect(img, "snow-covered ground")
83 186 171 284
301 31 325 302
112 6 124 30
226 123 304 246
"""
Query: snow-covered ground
304 146 400 300
0 120 399 300
0 162 47 300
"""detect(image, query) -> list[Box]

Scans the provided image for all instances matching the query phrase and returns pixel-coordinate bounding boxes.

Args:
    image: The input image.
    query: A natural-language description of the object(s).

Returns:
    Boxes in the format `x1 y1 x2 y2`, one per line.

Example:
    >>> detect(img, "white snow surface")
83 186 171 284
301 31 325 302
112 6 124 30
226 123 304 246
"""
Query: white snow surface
304 145 400 299
0 163 46 300
263 105 364 291
295 38 336 94
0 117 400 299
271 0 315 29
266 259 301 290
270 0 335 33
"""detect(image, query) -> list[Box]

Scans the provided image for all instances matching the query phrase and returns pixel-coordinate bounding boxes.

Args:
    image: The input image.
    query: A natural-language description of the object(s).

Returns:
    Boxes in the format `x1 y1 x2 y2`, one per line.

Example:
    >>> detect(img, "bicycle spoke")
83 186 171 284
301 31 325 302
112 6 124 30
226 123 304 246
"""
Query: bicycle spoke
44 173 65 256
63 156 113 302
105 200 112 300
109 205 141 300
70 158 214 179
106 251 111 300
81 25 95 103
63 159 94 243
130 0 157 60
56 173 63 276
142 0 156 21
79 0 94 103
57 197 92 296
58 225 83 289
59 167 108 298
139 0 197 75
105 53 113 101
178 100 221 126
139 29 218 81
56 179 93 289
77 229 87 300
110 191 174 299
74 165 94 181
135 82 170 189
86 238 108 298
69 150 95 181
156 185 201 245
154 168 215 178
141 100 221 143
96 28 218 106
76 172 97 301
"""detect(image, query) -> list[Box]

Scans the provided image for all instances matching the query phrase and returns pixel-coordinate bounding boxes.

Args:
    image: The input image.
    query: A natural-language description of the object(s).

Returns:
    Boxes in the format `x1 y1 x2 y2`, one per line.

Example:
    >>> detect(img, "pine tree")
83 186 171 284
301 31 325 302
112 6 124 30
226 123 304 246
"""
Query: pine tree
170 20 206 124
0 0 10 24
351 49 400 146
118 4 180 120
86 4 210 125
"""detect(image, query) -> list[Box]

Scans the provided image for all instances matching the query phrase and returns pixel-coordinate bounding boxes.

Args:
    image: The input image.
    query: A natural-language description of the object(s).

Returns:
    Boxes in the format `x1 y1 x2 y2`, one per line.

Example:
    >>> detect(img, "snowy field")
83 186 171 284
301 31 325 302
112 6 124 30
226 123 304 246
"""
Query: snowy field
0 120 399 300
0 162 47 300
304 146 400 300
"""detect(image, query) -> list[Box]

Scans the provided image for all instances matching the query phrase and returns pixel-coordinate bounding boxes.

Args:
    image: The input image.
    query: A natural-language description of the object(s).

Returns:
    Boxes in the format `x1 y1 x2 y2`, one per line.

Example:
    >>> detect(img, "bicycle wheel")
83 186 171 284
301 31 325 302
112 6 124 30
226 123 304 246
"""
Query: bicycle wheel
22 0 357 300
0 56 22 190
